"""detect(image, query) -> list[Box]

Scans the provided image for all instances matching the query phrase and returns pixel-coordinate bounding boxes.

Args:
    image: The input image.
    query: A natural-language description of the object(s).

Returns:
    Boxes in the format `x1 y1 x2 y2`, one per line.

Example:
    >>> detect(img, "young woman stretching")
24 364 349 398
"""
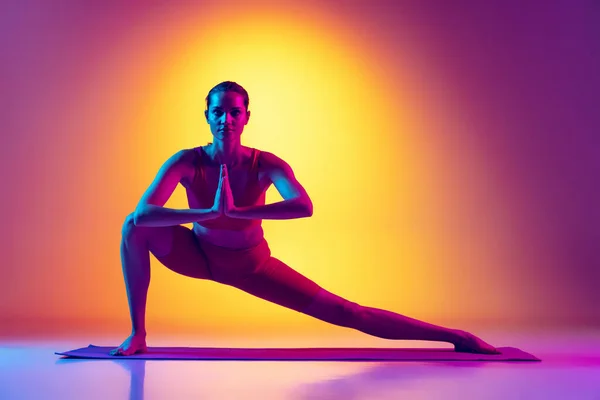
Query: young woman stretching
111 81 499 356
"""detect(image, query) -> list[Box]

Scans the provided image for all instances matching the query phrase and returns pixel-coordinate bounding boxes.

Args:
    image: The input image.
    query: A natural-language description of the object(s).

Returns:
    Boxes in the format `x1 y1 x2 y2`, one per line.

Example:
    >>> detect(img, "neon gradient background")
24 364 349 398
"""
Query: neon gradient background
1 1 598 338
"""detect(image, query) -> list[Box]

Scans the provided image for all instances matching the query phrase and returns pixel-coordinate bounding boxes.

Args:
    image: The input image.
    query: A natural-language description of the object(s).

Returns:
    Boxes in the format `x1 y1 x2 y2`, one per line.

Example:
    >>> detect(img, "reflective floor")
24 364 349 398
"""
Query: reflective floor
1 330 599 399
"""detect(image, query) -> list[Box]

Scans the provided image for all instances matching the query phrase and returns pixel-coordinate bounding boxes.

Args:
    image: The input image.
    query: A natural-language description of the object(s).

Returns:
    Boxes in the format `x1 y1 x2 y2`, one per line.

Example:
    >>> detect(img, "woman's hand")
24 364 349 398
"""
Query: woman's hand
211 164 226 216
221 165 237 217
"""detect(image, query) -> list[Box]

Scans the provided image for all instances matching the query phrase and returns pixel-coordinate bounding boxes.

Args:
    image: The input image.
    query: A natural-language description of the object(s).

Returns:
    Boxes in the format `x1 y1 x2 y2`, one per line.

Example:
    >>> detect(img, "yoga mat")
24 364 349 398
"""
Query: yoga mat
56 345 540 361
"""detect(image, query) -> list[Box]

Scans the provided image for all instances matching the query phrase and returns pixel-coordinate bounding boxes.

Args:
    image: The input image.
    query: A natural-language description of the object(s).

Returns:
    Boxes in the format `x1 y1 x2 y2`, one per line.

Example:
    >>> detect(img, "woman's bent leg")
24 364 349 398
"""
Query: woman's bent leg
112 213 211 356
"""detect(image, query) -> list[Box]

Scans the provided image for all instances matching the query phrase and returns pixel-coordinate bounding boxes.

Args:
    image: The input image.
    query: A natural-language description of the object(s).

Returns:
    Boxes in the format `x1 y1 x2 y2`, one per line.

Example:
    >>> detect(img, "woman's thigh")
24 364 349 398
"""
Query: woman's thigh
232 257 323 313
151 225 213 280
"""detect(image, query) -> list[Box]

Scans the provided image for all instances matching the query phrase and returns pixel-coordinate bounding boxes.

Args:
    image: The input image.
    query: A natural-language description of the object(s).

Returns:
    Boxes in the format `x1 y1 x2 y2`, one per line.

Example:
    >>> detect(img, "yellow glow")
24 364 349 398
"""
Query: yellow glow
111 8 444 333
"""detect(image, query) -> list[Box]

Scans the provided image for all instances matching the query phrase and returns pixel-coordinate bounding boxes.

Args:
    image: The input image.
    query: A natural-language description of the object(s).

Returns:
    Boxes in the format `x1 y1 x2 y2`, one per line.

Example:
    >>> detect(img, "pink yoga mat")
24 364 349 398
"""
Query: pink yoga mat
56 345 540 361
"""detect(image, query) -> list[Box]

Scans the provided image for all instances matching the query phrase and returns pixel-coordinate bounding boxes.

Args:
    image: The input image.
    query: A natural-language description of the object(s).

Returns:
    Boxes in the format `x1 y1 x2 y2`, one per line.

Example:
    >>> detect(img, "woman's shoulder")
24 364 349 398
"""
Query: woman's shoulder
164 148 200 177
256 149 292 172
173 148 200 164
256 148 279 165
156 148 196 167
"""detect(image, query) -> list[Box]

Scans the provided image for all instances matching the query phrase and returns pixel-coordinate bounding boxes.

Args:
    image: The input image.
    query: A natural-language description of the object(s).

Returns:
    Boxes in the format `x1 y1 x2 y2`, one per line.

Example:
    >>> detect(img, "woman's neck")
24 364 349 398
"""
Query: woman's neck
205 140 245 167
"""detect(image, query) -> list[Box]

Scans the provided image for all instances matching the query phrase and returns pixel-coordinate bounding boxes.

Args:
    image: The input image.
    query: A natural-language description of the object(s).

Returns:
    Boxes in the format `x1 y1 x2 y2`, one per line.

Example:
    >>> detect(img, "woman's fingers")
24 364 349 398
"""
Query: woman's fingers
216 173 223 194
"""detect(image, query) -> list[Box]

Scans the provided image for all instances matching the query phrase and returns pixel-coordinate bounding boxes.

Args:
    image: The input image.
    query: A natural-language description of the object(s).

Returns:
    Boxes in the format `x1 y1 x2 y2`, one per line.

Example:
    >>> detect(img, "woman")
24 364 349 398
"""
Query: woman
111 81 498 356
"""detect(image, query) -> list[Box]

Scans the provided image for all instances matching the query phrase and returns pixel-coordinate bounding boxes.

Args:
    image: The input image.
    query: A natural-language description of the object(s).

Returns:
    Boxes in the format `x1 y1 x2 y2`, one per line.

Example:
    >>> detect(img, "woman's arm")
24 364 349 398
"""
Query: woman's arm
135 205 219 227
228 199 312 220
225 152 313 220
133 150 222 227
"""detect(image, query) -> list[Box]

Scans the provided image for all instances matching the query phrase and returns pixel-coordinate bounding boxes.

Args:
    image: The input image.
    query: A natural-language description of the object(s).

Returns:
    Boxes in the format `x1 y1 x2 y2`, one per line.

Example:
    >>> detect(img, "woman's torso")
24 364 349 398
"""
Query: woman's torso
180 145 272 249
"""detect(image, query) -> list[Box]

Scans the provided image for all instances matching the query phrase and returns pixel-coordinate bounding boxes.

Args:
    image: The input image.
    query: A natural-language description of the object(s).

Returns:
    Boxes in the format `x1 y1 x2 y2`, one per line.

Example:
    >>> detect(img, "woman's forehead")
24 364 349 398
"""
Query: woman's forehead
209 91 246 108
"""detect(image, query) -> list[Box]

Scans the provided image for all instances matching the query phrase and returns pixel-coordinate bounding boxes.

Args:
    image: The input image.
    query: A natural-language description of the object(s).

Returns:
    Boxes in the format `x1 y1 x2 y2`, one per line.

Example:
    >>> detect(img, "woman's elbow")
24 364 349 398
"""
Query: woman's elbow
303 198 314 217
133 205 150 226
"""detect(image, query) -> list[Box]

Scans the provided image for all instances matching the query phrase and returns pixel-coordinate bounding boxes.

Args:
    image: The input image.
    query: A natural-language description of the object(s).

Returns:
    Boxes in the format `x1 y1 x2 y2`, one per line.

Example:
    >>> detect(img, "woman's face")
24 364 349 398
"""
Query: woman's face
205 91 250 141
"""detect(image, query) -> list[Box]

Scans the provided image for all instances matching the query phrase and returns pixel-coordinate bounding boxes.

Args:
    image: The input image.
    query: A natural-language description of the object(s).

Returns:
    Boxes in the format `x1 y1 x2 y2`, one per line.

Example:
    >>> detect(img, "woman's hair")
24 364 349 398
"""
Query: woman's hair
205 81 250 111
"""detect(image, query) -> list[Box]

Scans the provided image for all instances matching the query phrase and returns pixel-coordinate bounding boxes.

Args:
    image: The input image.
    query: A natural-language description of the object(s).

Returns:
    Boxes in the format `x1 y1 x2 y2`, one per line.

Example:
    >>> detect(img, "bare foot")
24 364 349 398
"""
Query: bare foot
109 334 148 356
451 329 500 354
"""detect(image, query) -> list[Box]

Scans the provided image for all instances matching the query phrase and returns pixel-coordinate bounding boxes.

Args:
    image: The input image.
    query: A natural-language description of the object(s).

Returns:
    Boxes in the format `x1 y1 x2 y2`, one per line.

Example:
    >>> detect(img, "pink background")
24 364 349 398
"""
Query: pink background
1 0 598 337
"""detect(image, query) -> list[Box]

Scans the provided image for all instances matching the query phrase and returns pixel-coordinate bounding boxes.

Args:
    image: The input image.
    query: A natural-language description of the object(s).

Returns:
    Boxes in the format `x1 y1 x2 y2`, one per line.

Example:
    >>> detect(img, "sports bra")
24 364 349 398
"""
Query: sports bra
182 146 266 231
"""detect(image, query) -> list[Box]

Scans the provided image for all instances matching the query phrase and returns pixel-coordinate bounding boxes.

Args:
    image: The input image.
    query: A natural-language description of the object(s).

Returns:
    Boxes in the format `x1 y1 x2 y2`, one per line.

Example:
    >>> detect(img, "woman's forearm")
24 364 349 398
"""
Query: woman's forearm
229 198 313 220
134 204 217 227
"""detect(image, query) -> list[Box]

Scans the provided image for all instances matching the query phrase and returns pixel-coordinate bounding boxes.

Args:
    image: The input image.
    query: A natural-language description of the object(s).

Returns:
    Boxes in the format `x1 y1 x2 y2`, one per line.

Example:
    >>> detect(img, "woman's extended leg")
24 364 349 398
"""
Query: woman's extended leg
233 256 498 354
111 213 212 356
302 289 498 353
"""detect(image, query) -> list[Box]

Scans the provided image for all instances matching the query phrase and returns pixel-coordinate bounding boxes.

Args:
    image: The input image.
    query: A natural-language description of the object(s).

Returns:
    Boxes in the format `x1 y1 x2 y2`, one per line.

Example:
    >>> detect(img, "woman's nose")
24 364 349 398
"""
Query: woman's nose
221 113 234 124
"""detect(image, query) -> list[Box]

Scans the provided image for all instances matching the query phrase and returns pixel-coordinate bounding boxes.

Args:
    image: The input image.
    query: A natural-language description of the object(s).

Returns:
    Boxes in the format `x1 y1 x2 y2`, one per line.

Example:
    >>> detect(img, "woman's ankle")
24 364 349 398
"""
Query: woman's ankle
131 330 147 338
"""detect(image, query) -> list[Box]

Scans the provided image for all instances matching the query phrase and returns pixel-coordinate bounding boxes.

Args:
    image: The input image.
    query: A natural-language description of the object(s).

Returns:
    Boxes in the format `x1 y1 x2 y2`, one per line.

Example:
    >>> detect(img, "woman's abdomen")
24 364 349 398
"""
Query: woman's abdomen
193 222 264 249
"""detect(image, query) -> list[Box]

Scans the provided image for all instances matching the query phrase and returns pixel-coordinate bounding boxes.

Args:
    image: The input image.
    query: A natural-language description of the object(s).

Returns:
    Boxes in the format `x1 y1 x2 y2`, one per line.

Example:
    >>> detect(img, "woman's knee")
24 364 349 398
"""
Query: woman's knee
304 290 362 327
331 300 363 327
122 213 140 239
121 213 159 242
121 213 175 256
